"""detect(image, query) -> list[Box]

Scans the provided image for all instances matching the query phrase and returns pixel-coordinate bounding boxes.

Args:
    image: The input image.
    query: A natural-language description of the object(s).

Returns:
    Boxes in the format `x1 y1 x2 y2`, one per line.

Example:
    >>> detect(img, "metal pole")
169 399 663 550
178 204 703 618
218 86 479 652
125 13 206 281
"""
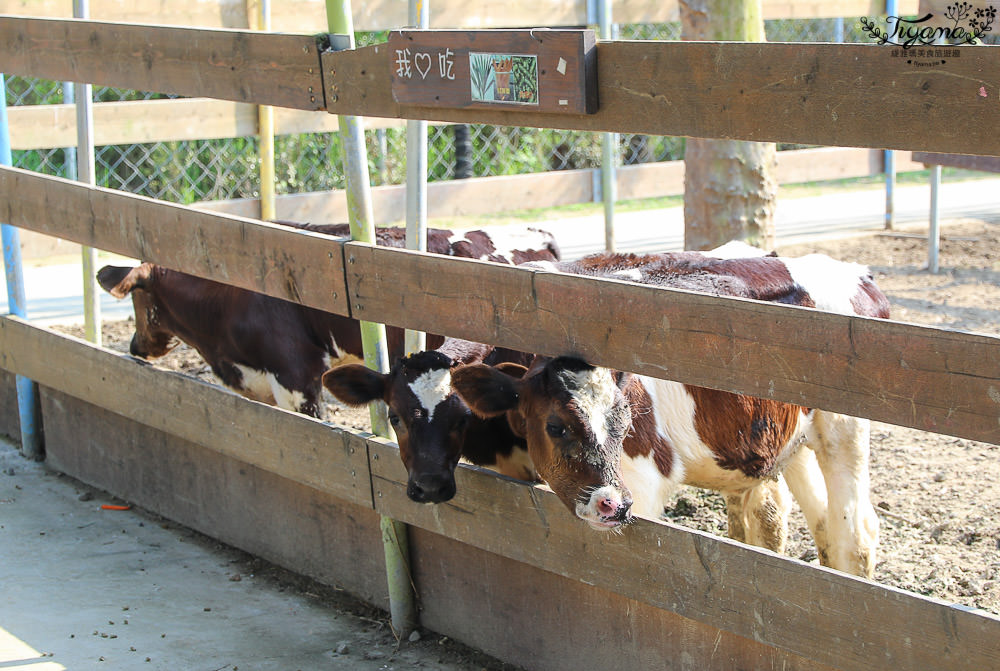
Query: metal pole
64 82 77 180
404 0 429 355
325 0 416 638
599 0 617 252
74 0 100 346
929 164 941 274
0 74 42 460
251 0 276 221
884 0 897 230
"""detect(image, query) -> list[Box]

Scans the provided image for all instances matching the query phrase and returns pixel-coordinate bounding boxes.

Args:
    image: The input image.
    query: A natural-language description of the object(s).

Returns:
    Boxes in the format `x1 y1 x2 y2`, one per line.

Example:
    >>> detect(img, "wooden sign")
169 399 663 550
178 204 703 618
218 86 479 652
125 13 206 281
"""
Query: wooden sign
388 29 598 115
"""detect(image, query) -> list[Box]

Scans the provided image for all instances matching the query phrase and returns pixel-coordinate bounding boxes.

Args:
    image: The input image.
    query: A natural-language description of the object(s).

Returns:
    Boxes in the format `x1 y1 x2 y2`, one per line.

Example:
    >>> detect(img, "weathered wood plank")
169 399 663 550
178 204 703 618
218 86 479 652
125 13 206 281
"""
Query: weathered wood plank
912 151 1000 172
0 369 20 444
342 242 1000 444
0 316 372 508
388 30 598 115
41 386 389 605
0 16 324 110
325 41 1000 155
412 528 835 671
0 166 349 315
7 99 410 151
202 147 895 223
198 167 595 223
368 439 1000 671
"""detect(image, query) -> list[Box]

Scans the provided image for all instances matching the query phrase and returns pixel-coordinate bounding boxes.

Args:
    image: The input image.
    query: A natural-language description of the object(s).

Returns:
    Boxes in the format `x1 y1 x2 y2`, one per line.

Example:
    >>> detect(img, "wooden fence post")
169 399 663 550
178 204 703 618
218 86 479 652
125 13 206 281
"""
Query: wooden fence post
248 0 277 222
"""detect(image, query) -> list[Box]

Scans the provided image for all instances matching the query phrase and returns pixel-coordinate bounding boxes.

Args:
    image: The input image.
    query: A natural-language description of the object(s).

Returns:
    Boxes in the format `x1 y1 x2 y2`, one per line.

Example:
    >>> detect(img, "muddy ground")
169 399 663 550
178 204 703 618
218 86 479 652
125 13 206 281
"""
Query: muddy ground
58 216 1000 621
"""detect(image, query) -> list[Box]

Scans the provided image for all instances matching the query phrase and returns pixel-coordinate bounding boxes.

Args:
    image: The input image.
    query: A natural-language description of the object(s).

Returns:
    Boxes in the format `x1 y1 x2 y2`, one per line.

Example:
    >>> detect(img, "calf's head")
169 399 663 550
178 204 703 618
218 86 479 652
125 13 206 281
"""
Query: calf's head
323 351 476 504
97 264 178 359
451 356 635 530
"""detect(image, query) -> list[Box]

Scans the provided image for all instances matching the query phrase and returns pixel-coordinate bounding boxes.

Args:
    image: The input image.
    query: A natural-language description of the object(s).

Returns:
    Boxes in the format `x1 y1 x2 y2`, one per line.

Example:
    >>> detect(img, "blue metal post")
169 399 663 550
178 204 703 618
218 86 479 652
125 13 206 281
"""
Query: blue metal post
0 74 42 459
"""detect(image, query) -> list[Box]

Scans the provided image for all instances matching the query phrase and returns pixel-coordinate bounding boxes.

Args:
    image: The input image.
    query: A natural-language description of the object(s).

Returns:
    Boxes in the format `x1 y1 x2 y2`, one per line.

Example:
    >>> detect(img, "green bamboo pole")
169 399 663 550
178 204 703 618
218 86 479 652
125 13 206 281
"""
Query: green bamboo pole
325 0 417 638
250 0 276 222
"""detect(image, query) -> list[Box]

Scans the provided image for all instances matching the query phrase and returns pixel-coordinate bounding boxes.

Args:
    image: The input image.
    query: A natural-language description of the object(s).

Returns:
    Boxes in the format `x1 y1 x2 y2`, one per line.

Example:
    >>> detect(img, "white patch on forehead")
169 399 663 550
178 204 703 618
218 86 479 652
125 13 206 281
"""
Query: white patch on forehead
409 368 453 421
558 367 617 446
780 254 866 315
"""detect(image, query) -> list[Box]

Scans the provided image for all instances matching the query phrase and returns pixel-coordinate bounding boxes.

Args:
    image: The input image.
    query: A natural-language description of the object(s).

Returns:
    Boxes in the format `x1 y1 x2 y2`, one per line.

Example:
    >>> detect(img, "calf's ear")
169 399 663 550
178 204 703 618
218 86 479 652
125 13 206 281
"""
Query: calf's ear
493 362 528 380
96 263 153 299
322 365 388 406
451 364 521 418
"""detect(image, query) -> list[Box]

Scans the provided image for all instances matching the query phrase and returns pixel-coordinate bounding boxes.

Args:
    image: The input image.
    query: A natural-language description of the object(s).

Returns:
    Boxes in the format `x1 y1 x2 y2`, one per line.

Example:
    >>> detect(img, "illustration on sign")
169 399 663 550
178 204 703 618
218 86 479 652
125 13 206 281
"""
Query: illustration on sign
469 53 539 105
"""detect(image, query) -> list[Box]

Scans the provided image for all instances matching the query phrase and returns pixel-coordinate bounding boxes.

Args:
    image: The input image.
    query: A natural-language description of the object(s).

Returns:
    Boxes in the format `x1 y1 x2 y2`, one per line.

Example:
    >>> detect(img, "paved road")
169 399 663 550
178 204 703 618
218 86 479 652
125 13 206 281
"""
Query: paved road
3 175 998 326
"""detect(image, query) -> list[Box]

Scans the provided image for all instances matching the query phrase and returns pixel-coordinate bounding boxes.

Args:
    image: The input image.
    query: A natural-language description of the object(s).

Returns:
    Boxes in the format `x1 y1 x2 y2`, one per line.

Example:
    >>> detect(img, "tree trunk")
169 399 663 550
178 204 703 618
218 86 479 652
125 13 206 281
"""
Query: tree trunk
680 0 777 251
452 124 473 179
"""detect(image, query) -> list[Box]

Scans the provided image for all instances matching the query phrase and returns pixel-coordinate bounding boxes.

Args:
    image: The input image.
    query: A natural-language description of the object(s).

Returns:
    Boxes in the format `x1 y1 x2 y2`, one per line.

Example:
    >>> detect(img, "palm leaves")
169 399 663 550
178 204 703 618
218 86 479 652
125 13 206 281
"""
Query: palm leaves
470 53 496 101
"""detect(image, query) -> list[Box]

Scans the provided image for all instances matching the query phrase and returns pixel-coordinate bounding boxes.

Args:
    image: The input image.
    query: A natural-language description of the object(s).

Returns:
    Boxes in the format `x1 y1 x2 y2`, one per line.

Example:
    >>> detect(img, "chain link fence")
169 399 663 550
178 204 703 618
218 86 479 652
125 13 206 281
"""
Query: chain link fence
6 17 884 206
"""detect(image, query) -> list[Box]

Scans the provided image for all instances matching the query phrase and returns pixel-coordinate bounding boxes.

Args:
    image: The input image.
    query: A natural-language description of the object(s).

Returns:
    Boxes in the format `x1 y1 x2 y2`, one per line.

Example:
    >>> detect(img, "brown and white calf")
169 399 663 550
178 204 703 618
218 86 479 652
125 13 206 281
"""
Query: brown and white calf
96 224 560 419
96 262 436 418
322 339 538 503
295 222 561 265
451 250 890 577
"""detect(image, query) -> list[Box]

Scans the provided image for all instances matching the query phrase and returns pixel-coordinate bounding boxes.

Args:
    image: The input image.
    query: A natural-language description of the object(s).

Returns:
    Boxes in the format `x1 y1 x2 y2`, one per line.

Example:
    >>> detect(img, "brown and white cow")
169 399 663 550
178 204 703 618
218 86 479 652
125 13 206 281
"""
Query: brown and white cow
97 223 560 419
96 262 434 418
451 250 890 577
293 222 561 265
322 339 538 503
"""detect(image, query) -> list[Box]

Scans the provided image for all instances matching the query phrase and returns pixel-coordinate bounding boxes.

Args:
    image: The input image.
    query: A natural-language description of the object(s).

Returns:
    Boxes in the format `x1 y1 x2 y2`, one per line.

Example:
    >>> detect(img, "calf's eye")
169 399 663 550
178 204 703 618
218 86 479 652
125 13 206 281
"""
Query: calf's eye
546 422 566 439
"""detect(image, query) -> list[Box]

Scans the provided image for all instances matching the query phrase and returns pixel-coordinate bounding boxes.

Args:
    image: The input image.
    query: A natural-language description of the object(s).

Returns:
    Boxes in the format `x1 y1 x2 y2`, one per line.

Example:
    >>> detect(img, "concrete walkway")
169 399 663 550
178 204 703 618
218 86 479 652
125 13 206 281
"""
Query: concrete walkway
0 439 509 671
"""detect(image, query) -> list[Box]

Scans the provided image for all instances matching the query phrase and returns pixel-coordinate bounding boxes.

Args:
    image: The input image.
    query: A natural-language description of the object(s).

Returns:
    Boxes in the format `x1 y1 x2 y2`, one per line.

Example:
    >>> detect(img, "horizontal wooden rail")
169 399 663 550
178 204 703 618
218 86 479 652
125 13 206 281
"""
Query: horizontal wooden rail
0 166 350 314
325 41 1000 155
0 316 372 506
3 166 999 445
2 18 996 155
198 147 914 225
1 316 995 671
0 17 325 110
342 241 1000 445
6 98 411 150
0 1 919 30
912 151 1000 172
367 440 1000 671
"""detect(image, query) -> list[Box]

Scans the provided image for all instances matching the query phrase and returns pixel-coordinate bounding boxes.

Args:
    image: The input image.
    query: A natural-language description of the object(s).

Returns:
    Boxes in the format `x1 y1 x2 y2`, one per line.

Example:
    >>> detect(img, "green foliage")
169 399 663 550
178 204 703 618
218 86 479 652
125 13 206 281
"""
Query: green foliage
510 56 538 103
469 54 496 100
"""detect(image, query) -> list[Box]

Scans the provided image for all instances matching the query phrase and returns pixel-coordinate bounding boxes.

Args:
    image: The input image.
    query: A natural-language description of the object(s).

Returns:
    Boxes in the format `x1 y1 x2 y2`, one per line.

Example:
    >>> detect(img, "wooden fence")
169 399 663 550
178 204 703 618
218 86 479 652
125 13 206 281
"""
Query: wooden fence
1 15 999 671
2 0 927 225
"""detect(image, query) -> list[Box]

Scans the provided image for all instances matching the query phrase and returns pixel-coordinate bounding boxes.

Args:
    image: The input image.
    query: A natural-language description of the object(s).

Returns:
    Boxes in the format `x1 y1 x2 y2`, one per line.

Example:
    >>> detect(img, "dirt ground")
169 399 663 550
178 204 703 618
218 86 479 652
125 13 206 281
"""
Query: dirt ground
57 216 1000 622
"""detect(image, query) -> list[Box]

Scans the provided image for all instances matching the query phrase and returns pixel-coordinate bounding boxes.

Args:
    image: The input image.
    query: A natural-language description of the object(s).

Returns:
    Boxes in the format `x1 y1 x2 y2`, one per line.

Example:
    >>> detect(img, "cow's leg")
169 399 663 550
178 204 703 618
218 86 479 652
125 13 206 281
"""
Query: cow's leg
809 411 878 578
781 446 830 567
725 476 791 554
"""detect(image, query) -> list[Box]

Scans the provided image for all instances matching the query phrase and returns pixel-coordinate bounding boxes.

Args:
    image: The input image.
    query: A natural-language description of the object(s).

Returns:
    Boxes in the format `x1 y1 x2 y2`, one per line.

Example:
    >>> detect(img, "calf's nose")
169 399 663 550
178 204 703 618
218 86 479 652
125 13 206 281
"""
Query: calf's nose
407 473 457 504
597 493 633 522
